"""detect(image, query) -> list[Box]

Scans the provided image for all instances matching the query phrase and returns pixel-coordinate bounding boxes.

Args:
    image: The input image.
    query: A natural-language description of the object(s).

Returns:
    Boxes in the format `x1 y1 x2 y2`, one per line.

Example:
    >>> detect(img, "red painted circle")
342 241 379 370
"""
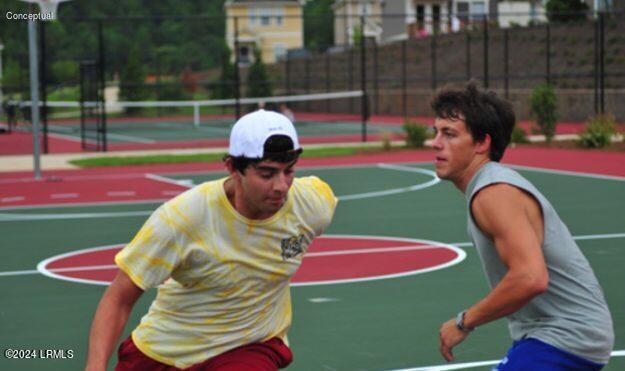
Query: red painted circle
40 236 462 285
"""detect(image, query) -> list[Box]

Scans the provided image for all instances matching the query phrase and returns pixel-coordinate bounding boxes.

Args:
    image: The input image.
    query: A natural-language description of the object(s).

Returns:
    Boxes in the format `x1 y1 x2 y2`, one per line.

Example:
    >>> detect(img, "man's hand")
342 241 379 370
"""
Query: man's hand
439 318 470 362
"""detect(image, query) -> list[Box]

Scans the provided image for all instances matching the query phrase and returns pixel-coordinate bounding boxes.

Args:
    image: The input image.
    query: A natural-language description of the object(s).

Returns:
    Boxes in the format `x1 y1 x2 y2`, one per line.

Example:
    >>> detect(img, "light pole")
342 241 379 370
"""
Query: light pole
0 41 4 127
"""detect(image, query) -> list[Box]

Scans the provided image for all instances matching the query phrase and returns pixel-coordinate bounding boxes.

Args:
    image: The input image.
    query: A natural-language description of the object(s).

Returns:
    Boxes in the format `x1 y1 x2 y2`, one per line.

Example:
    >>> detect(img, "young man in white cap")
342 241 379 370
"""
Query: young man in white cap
86 109 338 371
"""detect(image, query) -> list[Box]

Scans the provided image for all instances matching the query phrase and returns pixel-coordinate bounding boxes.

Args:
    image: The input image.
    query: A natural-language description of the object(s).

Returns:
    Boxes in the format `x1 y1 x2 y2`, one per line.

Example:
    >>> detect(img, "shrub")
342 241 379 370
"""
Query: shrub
578 114 617 148
529 84 558 143
546 0 588 23
381 132 393 151
403 121 429 148
511 125 530 144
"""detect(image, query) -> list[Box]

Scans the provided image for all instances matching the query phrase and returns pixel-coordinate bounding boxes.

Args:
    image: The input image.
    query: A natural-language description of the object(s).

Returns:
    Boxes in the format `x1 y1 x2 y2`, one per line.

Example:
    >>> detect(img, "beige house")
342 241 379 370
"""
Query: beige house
225 0 306 65
333 0 383 46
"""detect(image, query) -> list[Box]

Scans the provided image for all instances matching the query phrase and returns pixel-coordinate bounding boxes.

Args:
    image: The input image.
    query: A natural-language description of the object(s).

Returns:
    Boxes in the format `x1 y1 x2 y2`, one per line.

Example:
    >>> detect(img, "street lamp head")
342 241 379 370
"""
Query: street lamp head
19 0 72 21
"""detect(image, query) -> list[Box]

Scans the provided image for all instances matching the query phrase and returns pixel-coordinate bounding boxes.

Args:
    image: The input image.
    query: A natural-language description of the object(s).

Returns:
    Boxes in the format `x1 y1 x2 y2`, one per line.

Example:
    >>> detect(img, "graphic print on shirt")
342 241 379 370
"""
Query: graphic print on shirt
281 235 305 260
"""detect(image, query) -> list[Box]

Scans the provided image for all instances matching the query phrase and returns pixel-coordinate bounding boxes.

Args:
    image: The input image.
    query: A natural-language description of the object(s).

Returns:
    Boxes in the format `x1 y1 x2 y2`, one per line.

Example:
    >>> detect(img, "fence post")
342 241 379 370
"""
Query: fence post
466 31 471 81
402 40 407 118
504 28 509 99
431 28 437 90
284 53 290 95
233 16 241 119
483 18 489 88
546 23 551 85
325 53 330 112
599 11 605 114
593 13 599 114
305 56 311 111
360 15 367 142
373 38 379 115
98 20 107 152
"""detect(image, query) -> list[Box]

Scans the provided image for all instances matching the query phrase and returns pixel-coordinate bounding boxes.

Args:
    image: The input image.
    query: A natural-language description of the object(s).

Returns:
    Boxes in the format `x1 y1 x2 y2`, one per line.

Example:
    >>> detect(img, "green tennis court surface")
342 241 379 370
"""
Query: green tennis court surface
43 118 403 144
1 164 623 370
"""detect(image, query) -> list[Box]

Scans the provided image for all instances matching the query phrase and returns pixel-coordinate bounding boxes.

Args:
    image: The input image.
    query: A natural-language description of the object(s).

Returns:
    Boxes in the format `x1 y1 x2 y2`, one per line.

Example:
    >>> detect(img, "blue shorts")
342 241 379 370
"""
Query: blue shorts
494 338 604 371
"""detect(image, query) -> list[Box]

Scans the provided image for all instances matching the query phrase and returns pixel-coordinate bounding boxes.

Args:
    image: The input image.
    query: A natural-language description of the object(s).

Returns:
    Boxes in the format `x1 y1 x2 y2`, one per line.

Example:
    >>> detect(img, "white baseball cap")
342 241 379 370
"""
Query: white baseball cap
228 109 301 158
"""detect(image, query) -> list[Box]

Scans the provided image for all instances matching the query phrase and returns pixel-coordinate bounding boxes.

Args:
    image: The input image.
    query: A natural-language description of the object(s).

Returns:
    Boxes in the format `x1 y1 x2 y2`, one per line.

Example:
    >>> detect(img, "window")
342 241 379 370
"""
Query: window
275 8 284 26
261 8 271 26
249 8 257 26
471 2 486 21
457 2 469 24
239 46 251 64
359 2 371 16
274 43 286 61
416 4 425 30
433 5 441 33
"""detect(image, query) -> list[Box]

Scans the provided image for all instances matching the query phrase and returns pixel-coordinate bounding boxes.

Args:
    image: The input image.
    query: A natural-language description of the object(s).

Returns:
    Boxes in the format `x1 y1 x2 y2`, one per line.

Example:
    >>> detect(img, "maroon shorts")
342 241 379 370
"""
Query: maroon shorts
115 336 293 371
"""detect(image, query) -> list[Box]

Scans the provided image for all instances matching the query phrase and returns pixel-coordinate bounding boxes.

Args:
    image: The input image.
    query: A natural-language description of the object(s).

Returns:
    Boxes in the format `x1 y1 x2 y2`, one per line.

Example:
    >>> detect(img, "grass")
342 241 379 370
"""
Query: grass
68 145 390 168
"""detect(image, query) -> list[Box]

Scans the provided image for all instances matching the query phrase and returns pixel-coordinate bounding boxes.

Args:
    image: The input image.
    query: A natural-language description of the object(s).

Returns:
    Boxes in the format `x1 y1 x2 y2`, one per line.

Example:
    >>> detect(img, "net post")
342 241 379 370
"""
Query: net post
194 103 200 128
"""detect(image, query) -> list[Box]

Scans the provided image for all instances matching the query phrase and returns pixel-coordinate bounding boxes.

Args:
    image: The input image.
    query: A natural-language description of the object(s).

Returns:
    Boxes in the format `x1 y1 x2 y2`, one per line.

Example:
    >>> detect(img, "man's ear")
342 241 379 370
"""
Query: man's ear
224 157 237 177
475 134 491 156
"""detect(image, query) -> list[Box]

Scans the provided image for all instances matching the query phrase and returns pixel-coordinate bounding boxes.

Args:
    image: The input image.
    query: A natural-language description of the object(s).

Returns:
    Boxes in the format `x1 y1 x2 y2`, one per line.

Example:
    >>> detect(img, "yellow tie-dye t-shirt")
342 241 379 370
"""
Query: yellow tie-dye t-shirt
115 176 337 368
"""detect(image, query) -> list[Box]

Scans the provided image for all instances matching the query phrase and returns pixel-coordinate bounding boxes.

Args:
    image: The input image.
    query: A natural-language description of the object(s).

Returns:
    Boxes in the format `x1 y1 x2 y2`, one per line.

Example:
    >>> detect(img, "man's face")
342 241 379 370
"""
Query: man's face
237 159 296 219
431 117 479 183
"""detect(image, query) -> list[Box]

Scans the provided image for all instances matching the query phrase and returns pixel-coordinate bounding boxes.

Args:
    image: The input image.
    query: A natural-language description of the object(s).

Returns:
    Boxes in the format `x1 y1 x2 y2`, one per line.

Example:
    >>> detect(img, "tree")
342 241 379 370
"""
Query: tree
304 0 334 52
119 43 148 113
213 43 236 99
247 48 272 98
546 0 589 23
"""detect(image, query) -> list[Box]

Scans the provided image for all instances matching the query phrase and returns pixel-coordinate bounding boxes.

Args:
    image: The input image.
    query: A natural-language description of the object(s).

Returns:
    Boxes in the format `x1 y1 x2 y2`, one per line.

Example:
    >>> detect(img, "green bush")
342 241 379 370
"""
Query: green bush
403 121 429 148
546 0 588 23
529 84 558 143
247 48 272 98
511 125 530 144
380 132 393 151
578 114 616 148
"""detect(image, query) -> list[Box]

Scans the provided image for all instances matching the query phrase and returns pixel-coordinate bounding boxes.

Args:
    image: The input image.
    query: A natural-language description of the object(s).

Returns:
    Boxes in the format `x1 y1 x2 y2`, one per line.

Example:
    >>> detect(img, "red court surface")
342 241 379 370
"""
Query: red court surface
37 236 464 286
1 146 625 209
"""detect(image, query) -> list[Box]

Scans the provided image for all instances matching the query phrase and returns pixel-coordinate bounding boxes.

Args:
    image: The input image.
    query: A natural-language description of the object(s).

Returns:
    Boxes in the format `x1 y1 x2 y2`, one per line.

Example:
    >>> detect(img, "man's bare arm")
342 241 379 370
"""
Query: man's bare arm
463 184 548 327
85 270 144 371
440 184 548 361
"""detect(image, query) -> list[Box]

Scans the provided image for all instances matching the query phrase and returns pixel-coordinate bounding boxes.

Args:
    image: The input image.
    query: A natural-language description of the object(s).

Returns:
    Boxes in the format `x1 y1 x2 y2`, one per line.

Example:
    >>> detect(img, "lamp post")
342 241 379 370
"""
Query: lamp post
0 41 4 126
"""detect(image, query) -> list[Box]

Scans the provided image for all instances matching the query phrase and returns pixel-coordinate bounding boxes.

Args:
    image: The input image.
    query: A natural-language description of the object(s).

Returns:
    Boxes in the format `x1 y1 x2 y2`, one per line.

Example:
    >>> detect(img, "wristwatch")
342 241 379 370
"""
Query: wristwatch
455 310 475 333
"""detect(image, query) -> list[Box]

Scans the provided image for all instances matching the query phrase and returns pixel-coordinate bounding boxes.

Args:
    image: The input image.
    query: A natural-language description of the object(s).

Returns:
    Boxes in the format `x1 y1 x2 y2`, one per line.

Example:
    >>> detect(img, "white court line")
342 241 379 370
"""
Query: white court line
388 350 625 371
1 196 25 203
162 190 184 196
449 232 625 247
306 244 446 258
0 210 152 221
105 132 156 144
50 193 79 199
2 232 623 277
509 164 625 182
338 165 439 201
0 166 438 215
30 235 466 287
106 191 136 197
145 173 193 188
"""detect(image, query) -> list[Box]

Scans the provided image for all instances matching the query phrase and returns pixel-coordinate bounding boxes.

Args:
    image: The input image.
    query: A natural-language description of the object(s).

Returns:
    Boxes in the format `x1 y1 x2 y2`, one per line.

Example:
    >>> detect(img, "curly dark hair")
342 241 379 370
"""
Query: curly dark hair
431 81 516 162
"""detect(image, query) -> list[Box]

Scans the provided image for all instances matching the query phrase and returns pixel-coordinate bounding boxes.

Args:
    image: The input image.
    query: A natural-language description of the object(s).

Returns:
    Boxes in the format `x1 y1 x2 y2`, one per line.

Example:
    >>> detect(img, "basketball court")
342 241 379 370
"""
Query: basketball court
1 149 624 370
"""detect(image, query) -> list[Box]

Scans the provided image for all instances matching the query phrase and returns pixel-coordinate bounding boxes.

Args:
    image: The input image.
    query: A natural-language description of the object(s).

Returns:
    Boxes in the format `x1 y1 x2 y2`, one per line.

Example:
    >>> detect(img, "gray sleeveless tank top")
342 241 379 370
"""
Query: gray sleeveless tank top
465 162 614 364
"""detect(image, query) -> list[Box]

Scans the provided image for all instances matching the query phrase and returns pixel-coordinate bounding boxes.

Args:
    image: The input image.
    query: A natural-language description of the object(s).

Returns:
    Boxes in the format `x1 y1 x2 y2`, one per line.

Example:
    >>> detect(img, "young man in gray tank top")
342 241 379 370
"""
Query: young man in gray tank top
433 83 614 370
